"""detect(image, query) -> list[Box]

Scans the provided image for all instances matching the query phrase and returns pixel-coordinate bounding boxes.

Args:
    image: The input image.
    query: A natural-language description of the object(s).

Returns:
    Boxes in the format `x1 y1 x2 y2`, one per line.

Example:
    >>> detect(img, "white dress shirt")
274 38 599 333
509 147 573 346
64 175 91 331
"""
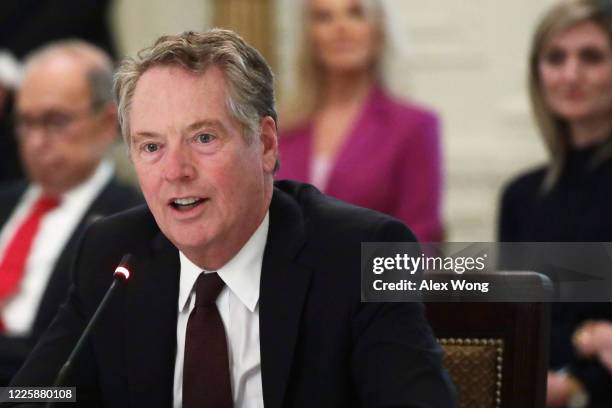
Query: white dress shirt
173 212 269 408
0 160 113 335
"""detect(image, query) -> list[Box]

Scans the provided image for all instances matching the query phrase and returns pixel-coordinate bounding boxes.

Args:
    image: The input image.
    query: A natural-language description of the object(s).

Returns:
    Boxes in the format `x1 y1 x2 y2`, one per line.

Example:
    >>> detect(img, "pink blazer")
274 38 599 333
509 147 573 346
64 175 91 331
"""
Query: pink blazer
276 86 443 242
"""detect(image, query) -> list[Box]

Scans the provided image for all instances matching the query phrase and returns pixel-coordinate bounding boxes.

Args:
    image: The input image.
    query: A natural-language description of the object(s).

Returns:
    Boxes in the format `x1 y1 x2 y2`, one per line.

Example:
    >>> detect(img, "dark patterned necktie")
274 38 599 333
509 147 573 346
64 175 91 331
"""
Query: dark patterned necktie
183 272 233 408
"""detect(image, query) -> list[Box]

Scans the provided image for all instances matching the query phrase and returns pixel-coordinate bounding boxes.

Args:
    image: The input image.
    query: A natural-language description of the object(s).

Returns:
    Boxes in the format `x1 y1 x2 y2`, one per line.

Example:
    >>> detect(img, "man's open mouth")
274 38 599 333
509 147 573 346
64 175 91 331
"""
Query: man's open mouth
169 197 206 211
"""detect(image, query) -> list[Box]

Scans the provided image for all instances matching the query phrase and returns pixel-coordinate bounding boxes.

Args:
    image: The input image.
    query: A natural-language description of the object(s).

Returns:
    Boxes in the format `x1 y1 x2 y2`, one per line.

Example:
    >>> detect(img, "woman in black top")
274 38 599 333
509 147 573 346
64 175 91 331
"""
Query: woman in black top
499 1 612 407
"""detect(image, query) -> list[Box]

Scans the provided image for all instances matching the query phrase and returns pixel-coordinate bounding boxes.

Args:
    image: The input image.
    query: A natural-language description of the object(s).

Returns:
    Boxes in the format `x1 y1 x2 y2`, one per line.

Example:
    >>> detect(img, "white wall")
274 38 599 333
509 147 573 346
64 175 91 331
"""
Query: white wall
112 0 213 57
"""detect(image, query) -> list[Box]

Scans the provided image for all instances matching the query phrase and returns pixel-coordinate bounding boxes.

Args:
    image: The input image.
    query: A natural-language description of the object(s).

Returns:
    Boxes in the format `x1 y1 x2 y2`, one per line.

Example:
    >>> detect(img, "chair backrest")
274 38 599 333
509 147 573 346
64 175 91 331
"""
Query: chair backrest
424 272 551 408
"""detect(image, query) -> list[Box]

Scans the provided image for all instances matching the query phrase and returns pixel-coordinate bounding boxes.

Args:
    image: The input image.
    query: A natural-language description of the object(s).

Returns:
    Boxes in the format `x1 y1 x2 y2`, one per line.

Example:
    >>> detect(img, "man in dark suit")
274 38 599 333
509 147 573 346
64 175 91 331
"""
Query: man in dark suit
10 30 455 407
0 40 141 385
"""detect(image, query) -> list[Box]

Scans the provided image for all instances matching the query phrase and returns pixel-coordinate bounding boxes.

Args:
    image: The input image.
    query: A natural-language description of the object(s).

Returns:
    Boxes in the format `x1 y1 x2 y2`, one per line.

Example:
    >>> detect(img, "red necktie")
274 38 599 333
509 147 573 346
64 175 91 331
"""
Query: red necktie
0 195 60 303
183 272 233 408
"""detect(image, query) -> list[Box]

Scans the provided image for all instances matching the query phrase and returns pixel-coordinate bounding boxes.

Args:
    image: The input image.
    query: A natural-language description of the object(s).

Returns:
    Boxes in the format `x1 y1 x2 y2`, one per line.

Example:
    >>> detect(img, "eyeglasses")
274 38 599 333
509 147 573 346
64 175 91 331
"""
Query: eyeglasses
15 109 94 139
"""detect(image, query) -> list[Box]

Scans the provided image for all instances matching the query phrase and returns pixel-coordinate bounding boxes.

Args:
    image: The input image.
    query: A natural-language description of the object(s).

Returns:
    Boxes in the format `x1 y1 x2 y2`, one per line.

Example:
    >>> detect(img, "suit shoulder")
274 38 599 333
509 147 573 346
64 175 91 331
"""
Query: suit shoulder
98 179 144 207
84 204 157 243
274 180 417 245
0 179 27 201
376 94 439 152
73 205 159 285
393 100 438 123
0 180 28 227
381 92 439 128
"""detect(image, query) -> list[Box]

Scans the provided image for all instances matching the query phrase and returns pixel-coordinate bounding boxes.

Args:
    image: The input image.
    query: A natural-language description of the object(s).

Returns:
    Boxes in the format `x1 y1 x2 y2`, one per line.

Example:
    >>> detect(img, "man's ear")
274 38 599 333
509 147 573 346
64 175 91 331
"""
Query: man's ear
259 116 278 174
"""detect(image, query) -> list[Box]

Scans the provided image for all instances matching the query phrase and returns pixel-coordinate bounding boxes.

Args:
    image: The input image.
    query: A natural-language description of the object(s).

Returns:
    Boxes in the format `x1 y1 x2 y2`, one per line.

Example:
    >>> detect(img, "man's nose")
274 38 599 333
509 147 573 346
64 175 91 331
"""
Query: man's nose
163 144 196 182
22 128 50 151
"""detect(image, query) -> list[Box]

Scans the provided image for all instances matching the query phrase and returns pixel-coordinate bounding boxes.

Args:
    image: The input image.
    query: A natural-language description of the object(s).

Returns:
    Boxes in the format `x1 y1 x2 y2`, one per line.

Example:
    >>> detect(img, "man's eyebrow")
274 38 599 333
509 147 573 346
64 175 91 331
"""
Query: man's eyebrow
131 119 231 142
132 131 161 143
186 119 229 134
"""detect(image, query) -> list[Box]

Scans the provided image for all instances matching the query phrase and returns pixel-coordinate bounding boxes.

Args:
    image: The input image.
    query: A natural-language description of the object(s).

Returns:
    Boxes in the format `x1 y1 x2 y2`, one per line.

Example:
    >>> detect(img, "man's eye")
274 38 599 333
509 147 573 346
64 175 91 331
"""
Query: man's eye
144 143 159 153
195 133 215 144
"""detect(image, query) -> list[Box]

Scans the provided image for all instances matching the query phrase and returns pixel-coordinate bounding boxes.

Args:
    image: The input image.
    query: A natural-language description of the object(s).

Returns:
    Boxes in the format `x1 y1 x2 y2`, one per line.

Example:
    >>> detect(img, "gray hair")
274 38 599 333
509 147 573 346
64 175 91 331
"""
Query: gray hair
114 29 277 149
22 39 115 112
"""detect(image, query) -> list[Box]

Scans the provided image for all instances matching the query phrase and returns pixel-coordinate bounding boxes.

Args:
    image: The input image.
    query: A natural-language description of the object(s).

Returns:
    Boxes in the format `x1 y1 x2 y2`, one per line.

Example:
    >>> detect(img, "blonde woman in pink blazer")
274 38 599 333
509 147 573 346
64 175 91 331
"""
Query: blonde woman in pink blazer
277 0 443 242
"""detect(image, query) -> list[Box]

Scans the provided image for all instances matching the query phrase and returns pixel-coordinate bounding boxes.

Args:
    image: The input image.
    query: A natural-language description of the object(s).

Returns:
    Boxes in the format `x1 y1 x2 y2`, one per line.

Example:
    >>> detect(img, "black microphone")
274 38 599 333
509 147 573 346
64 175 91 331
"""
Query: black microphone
46 254 134 406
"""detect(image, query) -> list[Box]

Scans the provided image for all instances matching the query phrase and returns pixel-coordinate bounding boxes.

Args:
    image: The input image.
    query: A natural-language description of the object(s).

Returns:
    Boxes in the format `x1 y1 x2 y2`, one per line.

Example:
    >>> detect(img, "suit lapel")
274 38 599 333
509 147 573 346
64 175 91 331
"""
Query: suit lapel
126 231 180 407
260 187 312 408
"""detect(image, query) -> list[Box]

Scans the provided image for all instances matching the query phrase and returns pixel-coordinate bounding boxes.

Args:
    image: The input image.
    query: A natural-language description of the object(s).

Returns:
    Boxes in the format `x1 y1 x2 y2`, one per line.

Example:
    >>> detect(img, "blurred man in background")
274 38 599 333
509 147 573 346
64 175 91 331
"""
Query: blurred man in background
0 0 117 183
0 40 141 384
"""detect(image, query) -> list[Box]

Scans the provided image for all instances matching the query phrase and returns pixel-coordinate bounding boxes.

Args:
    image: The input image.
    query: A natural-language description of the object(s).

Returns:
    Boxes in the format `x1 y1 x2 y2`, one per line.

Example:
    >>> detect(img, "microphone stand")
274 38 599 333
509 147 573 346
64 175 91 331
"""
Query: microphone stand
46 254 133 408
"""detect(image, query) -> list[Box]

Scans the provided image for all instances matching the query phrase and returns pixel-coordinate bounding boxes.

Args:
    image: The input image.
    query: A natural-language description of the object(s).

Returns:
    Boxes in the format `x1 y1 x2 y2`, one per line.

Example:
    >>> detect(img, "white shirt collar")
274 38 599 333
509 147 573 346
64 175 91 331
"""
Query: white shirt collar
178 211 269 313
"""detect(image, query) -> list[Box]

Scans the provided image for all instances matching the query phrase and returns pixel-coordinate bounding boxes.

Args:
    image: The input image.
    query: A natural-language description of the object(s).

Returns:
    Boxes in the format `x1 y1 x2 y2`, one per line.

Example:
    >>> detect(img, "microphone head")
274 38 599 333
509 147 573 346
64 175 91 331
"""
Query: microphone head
114 253 134 282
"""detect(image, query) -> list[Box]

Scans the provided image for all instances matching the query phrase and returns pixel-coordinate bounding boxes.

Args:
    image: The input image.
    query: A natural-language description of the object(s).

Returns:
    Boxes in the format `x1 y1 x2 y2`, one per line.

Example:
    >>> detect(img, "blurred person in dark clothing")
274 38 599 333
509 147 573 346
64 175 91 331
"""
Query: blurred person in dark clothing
0 94 23 184
499 1 612 406
0 40 141 385
0 52 23 184
0 0 116 59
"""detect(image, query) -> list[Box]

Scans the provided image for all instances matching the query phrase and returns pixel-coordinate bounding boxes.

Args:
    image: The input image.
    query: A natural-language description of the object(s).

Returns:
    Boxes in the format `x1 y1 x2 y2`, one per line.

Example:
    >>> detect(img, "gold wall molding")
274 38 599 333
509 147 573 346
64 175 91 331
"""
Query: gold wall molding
212 0 276 68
